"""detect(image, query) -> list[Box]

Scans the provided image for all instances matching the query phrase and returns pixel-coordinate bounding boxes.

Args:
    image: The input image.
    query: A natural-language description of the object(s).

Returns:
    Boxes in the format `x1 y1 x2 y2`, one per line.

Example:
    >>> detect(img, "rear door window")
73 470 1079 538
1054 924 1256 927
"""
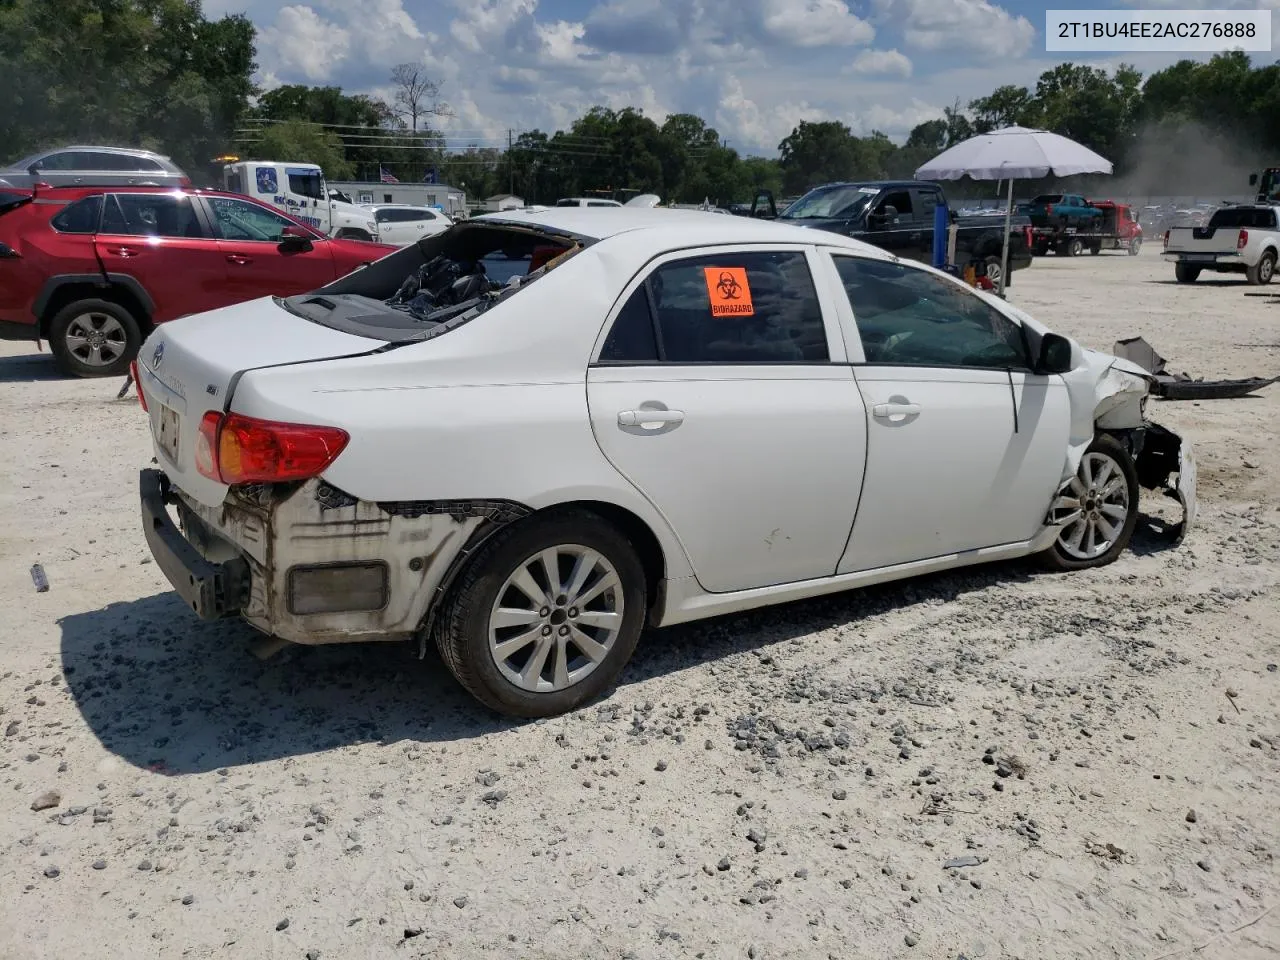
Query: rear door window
602 250 830 364
102 193 203 238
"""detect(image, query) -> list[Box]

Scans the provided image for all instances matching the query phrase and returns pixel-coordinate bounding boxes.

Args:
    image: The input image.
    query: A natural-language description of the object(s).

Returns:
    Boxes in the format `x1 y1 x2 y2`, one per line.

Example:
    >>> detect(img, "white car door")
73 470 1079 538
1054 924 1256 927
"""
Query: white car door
826 252 1072 573
375 209 412 245
586 246 868 594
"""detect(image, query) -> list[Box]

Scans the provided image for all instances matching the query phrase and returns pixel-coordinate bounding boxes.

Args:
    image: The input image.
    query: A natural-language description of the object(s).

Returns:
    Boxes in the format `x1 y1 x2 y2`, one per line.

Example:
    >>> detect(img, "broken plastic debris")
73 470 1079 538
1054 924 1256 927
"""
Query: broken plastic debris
30 563 49 592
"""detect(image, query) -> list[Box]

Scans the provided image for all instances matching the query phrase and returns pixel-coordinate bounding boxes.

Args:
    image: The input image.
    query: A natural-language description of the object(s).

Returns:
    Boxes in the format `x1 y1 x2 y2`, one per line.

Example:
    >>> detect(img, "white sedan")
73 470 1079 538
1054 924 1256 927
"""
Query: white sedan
135 209 1197 717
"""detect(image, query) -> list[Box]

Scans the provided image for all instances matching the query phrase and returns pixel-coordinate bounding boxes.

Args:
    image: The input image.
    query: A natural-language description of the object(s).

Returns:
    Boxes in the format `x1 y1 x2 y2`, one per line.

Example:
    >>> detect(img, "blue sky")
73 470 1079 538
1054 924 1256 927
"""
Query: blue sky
204 0 1277 154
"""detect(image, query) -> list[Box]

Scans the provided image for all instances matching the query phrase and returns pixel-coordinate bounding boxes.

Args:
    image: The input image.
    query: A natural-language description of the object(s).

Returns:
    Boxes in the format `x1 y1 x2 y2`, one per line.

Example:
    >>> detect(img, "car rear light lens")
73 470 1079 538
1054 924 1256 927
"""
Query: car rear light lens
130 360 148 412
1238 229 1248 249
195 411 222 480
194 411 349 484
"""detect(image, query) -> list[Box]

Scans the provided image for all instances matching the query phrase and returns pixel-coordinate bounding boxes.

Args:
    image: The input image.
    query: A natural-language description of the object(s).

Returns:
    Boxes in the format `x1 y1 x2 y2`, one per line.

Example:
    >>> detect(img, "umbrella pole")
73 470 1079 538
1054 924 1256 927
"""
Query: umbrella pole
998 176 1013 297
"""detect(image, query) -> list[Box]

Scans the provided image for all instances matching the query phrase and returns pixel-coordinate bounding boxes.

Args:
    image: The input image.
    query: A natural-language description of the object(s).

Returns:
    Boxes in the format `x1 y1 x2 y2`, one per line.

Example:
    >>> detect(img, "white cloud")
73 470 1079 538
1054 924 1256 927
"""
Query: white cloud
873 0 1035 57
759 0 874 48
849 99 944 136
843 48 912 77
258 6 351 82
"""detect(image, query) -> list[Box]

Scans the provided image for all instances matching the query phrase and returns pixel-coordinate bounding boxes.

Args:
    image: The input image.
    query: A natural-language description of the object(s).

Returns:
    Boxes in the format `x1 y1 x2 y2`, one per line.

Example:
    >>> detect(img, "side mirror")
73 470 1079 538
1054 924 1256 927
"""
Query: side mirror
279 225 314 252
1036 332 1074 375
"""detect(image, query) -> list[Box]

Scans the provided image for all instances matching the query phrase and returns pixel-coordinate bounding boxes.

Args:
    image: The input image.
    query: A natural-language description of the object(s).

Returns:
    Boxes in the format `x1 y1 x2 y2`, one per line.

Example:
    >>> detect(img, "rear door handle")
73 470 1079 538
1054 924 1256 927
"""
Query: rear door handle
226 254 253 265
107 246 138 257
872 402 920 418
618 409 684 427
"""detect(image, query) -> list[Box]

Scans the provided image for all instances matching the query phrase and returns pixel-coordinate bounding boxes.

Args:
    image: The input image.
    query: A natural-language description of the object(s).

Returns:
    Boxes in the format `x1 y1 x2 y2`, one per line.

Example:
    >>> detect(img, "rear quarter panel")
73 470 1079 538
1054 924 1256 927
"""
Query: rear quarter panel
0 199 101 324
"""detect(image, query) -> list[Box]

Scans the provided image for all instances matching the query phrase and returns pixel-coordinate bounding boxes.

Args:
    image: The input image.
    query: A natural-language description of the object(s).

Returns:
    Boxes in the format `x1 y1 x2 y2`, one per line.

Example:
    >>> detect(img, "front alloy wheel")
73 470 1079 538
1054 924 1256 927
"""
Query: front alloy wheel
1042 435 1139 570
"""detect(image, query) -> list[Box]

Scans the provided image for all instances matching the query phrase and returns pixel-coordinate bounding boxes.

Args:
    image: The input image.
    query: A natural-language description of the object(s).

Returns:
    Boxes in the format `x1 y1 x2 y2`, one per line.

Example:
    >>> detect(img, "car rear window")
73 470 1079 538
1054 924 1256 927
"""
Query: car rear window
1208 207 1277 229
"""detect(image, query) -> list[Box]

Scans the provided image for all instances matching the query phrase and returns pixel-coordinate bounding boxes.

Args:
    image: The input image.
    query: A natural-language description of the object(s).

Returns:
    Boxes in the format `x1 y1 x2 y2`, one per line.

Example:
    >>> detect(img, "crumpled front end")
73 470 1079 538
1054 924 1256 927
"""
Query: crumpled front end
1060 350 1197 545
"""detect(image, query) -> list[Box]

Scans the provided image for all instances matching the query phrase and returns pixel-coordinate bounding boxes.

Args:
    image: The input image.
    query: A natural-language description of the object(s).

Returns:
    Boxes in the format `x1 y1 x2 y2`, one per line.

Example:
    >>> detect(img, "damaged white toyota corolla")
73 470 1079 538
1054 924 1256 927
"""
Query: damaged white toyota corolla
135 208 1197 718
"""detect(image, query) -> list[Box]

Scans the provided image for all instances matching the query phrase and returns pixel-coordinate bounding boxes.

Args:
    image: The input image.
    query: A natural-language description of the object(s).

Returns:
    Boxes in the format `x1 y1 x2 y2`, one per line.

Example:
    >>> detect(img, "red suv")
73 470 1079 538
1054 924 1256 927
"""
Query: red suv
0 186 396 377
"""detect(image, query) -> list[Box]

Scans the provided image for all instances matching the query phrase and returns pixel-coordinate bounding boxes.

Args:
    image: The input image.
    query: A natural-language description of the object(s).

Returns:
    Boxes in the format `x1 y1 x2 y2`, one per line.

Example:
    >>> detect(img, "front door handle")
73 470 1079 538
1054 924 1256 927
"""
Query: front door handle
872 402 921 418
226 254 253 265
618 409 684 427
107 246 138 257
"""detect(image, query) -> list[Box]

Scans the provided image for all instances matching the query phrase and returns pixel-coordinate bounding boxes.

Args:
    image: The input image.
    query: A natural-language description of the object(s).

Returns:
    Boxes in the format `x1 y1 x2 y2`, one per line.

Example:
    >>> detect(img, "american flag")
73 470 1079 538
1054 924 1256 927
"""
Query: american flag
379 165 399 184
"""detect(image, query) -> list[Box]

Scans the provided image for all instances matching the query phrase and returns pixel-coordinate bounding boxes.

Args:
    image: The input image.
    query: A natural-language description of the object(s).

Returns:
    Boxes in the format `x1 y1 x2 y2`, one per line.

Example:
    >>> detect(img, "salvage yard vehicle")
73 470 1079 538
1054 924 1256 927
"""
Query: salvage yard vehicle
1024 193 1103 230
222 160 392 241
773 180 1033 288
367 204 452 245
0 185 395 376
135 208 1197 719
0 145 191 190
1162 204 1280 285
1030 200 1142 257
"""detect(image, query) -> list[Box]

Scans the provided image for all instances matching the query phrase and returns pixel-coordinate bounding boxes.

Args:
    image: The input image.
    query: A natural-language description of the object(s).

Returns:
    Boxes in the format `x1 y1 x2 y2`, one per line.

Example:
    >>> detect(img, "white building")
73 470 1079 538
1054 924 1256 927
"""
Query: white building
328 180 466 217
484 193 525 212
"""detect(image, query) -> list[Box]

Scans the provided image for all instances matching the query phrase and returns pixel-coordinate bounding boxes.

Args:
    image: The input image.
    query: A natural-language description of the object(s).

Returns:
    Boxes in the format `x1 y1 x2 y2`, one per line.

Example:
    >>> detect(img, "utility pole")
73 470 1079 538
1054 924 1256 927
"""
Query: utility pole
508 129 514 196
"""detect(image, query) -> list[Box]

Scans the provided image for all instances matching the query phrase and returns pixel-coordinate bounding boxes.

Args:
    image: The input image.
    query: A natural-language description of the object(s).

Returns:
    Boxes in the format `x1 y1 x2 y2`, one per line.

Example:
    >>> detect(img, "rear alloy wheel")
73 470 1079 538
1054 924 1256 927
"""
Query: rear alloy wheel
1041 435 1139 571
434 511 647 717
1247 250 1276 285
1127 238 1142 256
48 298 141 378
983 256 1003 287
1174 263 1201 283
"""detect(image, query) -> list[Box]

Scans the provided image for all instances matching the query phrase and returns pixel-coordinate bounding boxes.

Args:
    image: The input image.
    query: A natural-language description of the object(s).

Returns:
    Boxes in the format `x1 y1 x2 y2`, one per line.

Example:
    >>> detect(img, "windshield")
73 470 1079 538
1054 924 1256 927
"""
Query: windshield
779 184 879 220
281 223 586 343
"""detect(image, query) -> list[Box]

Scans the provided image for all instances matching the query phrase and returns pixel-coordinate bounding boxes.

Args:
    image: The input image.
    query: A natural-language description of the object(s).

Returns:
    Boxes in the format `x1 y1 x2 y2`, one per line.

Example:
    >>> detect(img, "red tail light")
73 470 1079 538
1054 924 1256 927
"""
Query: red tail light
1046 204 1054 217
1238 229 1249 249
194 411 349 485
1163 230 1169 249
130 360 147 412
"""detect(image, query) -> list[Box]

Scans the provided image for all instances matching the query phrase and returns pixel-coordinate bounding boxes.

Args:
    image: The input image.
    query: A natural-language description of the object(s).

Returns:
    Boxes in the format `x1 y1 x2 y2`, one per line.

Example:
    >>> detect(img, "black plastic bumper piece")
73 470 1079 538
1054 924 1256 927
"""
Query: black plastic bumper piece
0 319 38 341
140 468 248 620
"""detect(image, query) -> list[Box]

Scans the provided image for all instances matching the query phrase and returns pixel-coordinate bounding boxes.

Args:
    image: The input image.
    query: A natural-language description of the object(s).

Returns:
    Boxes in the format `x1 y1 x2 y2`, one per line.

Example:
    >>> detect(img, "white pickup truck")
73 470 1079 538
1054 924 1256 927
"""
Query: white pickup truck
1163 204 1280 284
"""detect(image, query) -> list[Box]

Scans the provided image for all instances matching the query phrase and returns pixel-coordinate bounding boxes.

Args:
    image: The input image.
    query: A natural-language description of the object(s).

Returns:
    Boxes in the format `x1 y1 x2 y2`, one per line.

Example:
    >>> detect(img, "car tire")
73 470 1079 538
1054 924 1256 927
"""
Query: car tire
1127 238 1141 256
1246 250 1276 285
1066 238 1084 257
1174 263 1201 283
983 256 1004 287
336 228 373 242
434 509 648 718
1089 242 1102 255
1040 434 1139 572
47 298 142 378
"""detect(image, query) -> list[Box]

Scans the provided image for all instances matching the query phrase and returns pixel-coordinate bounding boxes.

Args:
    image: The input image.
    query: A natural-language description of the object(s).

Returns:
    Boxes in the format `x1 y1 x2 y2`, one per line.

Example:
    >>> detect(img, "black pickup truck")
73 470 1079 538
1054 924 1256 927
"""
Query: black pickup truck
750 180 1034 287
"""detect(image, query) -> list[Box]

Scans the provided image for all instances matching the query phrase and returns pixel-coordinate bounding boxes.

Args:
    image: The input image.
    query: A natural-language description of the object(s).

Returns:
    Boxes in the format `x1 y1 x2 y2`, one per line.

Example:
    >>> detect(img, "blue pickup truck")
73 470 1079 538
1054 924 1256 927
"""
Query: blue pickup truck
1024 194 1104 230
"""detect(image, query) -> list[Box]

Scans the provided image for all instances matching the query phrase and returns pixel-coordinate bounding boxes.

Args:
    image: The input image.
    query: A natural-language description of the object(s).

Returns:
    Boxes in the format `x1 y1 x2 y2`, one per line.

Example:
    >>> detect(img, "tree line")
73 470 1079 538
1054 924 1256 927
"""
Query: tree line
3 0 1278 205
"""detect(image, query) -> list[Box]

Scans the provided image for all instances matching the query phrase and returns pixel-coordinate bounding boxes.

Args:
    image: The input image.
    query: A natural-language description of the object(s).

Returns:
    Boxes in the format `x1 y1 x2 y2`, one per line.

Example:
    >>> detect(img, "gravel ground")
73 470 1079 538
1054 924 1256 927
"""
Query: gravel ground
2 246 1279 960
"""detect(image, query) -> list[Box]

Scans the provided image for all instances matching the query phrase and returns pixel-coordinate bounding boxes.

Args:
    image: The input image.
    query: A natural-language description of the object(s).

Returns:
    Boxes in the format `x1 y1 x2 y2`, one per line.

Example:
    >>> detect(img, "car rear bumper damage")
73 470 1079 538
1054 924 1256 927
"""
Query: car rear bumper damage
139 468 527 646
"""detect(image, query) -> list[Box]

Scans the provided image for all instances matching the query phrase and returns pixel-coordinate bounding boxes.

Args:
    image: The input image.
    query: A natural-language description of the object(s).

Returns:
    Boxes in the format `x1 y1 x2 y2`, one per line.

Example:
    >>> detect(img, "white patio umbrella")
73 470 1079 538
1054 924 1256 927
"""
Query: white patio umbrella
915 125 1113 295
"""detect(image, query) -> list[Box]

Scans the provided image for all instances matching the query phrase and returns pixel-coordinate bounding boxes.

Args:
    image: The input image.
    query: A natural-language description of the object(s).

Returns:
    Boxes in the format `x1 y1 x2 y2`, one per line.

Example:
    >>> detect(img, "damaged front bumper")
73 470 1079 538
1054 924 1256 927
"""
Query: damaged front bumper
138 468 524 645
1135 422 1198 545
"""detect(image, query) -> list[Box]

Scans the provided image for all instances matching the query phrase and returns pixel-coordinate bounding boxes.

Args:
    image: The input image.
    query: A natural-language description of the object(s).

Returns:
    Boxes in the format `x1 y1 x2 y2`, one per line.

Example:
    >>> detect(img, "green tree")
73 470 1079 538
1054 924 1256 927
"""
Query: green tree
248 120 354 178
0 0 256 179
778 120 861 194
969 85 1041 132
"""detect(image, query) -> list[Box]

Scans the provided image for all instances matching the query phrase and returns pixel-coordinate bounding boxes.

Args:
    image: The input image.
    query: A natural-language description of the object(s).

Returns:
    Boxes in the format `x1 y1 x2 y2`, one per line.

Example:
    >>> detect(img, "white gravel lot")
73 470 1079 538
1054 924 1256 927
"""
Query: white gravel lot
1 246 1279 960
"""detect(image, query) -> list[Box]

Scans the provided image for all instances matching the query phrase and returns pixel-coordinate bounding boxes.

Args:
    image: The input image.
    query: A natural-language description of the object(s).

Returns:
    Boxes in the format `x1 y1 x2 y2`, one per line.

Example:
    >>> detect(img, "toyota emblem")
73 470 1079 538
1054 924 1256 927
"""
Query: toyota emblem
151 341 164 368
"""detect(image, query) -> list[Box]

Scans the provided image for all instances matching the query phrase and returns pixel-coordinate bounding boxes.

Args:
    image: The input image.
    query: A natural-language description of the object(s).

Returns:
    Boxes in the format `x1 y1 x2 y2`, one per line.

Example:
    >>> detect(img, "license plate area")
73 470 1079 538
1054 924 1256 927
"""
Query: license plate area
157 403 181 463
1182 253 1217 262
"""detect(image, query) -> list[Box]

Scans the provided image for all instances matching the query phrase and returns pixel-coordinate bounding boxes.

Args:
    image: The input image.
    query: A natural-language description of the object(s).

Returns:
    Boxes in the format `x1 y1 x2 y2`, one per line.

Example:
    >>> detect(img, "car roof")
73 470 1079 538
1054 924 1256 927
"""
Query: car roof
4 145 174 165
476 207 897 257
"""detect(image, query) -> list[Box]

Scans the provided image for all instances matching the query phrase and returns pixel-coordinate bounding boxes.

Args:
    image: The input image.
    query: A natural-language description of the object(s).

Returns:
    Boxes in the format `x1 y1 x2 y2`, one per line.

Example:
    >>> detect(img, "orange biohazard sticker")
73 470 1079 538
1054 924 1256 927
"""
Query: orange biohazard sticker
703 266 754 317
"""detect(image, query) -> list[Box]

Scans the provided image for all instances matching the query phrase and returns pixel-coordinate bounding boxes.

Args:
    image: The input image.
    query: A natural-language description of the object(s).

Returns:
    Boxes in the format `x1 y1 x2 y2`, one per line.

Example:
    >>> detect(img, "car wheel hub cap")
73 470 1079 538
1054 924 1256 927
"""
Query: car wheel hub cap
488 545 624 693
1049 452 1130 561
65 312 126 367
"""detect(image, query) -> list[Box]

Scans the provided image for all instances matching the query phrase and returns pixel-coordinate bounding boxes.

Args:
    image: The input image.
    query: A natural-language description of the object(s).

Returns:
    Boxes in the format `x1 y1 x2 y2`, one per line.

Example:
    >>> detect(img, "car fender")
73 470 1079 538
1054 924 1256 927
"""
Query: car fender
33 272 155 323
